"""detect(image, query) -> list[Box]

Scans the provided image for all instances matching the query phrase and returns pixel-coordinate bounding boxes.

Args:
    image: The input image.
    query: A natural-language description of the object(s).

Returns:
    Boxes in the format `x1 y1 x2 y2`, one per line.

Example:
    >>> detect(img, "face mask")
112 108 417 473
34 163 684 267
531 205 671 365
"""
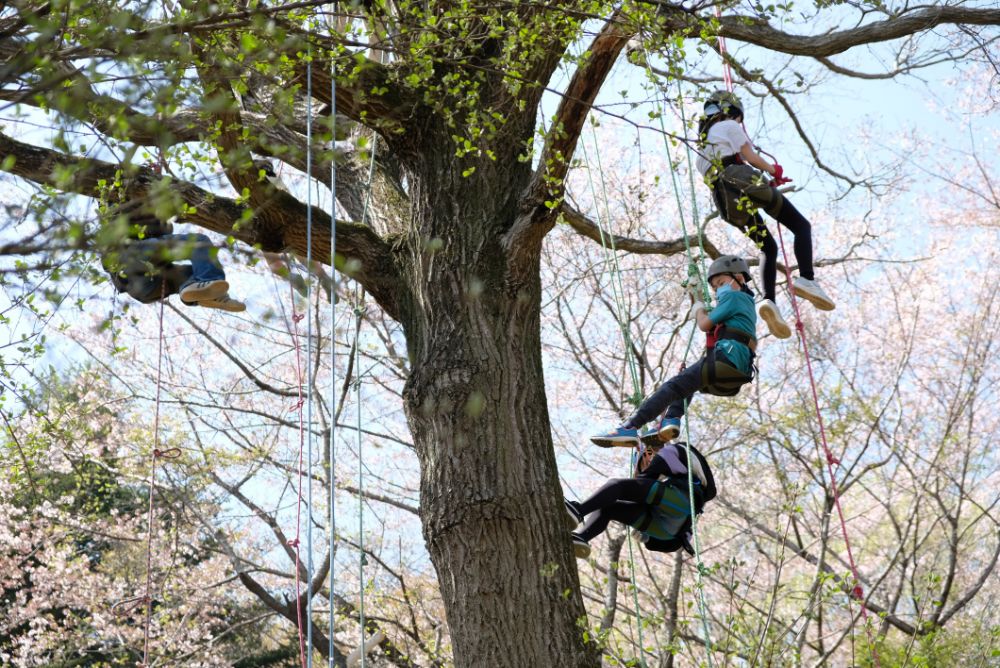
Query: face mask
716 283 733 297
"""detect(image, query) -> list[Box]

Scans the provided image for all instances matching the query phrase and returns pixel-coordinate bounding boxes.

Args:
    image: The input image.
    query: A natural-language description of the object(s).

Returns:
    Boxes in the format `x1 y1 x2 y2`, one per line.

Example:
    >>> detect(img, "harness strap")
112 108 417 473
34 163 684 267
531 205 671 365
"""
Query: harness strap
649 480 668 508
720 153 742 167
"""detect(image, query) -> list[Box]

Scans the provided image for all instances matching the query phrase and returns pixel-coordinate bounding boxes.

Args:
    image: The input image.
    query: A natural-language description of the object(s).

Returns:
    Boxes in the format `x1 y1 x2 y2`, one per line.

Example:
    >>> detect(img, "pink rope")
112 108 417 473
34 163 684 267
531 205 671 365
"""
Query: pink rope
286 282 309 668
139 284 167 666
713 6 733 92
772 224 882 668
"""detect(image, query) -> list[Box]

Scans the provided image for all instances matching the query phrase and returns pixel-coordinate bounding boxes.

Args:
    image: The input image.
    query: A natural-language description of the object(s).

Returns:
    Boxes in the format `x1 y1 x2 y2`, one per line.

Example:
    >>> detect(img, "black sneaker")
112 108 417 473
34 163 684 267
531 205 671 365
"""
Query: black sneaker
564 500 584 530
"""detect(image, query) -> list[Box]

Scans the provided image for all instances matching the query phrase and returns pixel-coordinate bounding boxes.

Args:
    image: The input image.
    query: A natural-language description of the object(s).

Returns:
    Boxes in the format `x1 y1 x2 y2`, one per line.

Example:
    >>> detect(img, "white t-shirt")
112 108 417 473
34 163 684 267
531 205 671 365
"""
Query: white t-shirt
695 119 750 176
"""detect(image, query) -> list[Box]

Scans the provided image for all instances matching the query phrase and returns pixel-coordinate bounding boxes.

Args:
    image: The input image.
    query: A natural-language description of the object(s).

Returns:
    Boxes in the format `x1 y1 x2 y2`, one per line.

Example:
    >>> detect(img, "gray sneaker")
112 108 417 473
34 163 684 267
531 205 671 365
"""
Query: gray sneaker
793 277 836 311
198 294 246 313
572 535 591 559
180 279 228 302
759 299 792 339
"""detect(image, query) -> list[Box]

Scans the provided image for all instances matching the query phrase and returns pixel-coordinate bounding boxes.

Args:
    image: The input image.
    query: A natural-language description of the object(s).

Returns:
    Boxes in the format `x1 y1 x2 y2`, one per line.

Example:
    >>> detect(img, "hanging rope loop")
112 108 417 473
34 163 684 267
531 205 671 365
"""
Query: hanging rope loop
152 447 181 459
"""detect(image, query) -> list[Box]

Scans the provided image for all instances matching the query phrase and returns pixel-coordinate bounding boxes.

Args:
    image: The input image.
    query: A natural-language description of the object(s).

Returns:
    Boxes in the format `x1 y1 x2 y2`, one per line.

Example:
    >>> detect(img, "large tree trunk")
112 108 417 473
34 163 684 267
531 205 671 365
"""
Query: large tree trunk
398 126 600 668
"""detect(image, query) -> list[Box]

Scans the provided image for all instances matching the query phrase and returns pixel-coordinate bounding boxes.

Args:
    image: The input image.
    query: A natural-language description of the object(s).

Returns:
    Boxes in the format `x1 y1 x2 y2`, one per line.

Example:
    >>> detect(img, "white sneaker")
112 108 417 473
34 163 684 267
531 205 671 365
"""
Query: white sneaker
572 536 591 559
180 279 228 302
793 277 836 311
759 299 792 339
198 294 246 313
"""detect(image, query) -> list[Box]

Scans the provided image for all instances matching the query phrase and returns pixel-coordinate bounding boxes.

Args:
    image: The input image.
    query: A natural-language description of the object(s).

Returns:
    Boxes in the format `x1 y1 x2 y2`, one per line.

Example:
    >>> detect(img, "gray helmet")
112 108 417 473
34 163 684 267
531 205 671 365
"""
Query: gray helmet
707 255 752 283
704 90 743 118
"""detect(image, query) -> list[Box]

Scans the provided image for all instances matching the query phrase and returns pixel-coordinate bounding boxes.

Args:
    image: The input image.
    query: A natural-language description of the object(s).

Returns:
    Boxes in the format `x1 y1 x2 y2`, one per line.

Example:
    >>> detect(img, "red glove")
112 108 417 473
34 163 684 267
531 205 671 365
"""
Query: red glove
770 163 792 187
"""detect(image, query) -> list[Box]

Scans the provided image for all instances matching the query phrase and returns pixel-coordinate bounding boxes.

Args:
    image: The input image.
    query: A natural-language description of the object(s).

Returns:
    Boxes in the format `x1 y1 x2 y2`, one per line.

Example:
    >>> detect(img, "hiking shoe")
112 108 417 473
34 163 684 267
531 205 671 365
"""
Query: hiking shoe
198 294 246 313
572 535 591 559
759 299 792 339
180 279 228 302
792 277 836 311
564 500 584 531
657 417 681 442
590 426 639 448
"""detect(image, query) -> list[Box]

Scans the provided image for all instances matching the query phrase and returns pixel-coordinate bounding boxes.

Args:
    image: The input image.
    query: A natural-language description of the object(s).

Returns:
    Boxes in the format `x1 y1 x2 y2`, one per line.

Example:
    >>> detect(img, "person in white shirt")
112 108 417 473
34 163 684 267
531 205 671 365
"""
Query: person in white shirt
695 90 836 339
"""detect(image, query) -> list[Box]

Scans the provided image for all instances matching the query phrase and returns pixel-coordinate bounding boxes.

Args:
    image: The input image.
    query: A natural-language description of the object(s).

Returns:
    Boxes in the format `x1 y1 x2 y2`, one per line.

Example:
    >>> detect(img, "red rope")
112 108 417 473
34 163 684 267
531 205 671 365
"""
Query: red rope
286 280 309 668
772 224 882 668
713 6 733 92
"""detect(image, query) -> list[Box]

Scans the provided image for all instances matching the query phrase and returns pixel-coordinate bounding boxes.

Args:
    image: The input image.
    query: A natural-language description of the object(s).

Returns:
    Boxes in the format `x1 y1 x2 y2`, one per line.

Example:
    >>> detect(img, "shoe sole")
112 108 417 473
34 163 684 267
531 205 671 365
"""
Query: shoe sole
573 542 591 559
590 435 639 448
640 432 663 448
759 304 792 339
180 280 229 302
200 300 246 313
792 285 836 311
657 425 680 441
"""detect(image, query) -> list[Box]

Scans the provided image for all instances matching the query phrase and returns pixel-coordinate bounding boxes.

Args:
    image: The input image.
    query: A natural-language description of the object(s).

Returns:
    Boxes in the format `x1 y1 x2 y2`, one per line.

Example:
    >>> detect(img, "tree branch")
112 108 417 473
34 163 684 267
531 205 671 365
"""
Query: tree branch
0 131 405 320
560 202 721 258
711 6 1000 57
505 11 632 284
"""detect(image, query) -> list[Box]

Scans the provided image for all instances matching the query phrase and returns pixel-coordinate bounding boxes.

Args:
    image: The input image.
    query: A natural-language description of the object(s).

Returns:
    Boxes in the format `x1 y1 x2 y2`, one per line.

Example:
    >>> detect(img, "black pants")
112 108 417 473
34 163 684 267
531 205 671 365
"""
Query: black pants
576 477 655 542
713 181 815 302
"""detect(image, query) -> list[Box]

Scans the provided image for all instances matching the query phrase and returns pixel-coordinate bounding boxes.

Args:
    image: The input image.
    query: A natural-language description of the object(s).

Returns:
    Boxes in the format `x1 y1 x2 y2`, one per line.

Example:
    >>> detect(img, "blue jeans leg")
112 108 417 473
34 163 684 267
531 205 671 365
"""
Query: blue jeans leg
161 233 225 285
626 359 706 429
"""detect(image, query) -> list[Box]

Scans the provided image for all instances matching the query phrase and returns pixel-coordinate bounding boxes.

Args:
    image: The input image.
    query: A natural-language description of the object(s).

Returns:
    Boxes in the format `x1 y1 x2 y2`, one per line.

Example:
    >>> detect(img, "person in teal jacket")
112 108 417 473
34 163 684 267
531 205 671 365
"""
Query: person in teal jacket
591 255 757 447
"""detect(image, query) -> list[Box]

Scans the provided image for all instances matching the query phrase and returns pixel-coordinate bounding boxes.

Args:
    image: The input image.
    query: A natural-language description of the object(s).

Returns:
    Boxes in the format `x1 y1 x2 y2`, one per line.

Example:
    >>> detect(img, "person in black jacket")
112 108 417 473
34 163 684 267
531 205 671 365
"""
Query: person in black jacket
564 441 716 558
101 203 245 312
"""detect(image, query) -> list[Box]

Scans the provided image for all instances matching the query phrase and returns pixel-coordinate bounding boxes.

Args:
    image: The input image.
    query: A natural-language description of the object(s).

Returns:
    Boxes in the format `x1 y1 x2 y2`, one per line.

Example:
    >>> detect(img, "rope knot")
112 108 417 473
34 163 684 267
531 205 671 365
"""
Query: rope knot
826 453 840 466
288 538 300 548
851 585 864 600
289 398 305 412
292 313 305 323
153 447 181 459
795 320 805 332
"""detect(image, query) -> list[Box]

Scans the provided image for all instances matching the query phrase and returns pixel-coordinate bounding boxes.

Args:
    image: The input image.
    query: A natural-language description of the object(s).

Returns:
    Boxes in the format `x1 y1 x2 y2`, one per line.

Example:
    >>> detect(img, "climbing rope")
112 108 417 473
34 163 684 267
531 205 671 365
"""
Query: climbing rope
712 7 734 93
305 39 317 668
353 125 380 668
578 132 647 666
773 226 882 667
138 281 182 665
582 129 643 406
707 13 882 660
636 36 717 663
327 17 340 668
288 268 310 668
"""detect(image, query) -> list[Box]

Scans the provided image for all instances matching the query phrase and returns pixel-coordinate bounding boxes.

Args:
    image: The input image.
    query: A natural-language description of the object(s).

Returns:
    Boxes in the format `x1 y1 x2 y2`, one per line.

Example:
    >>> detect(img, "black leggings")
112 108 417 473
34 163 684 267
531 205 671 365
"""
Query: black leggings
576 478 654 542
714 188 815 302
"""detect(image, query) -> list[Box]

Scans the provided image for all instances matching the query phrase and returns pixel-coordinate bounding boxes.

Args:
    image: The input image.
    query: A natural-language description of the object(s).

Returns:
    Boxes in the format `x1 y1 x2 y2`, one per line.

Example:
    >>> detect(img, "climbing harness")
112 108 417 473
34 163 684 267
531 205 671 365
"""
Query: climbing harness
702 324 756 397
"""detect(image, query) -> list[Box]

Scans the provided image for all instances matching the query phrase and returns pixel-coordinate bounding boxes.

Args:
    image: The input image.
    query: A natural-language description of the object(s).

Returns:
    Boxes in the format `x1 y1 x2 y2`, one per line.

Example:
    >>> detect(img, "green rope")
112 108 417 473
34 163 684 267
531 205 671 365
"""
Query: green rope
638 40 717 667
578 132 648 667
581 128 643 408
